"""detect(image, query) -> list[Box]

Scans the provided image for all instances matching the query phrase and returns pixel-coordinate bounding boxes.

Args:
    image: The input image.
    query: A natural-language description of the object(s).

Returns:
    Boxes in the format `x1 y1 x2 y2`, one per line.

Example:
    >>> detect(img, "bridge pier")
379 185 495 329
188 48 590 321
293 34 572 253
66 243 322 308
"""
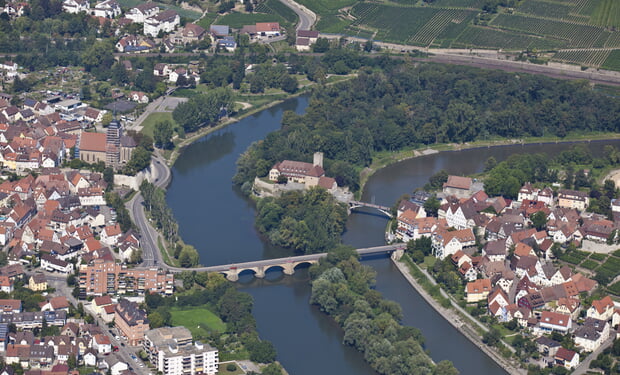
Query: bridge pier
391 249 404 261
225 271 239 282
282 263 295 275
254 267 266 278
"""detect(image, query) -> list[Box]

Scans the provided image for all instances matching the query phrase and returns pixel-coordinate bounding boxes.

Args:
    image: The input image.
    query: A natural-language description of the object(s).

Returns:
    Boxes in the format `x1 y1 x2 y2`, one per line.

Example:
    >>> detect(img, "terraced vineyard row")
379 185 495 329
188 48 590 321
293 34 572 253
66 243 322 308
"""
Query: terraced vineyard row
409 9 473 46
428 0 484 8
491 14 606 48
553 49 612 67
454 26 567 50
517 0 573 19
350 3 440 43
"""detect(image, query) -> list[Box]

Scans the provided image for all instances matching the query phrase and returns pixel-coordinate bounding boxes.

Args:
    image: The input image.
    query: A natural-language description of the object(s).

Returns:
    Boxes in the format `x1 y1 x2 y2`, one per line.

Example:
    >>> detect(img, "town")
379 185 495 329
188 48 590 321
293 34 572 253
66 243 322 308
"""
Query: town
393 173 620 372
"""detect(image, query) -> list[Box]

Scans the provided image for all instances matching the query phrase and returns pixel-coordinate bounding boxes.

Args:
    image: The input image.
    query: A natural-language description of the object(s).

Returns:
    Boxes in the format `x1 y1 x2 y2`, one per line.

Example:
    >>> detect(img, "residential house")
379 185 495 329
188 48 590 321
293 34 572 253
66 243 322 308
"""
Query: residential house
538 311 572 334
126 2 159 23
40 254 74 274
255 22 280 37
587 296 615 321
432 228 475 260
62 0 89 13
92 334 112 354
555 347 579 369
144 10 180 37
466 279 491 303
93 0 121 18
574 318 609 352
558 189 589 211
535 336 561 357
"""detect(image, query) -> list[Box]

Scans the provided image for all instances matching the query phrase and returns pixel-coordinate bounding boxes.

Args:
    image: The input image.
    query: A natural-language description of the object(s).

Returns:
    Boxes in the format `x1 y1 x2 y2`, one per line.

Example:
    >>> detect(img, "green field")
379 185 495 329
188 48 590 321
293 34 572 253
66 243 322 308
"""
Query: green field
553 49 611 67
140 112 174 138
196 13 219 30
215 12 286 28
255 0 299 24
580 259 599 270
170 307 227 338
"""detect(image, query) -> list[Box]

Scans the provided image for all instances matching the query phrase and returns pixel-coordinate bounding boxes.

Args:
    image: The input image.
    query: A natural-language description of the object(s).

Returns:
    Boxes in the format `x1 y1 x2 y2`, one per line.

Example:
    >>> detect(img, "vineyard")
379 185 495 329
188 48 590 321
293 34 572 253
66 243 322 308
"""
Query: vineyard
552 49 612 67
454 26 567 50
254 0 299 24
491 14 607 48
408 9 474 46
517 0 573 19
350 4 440 44
427 0 484 8
590 0 620 28
603 50 620 71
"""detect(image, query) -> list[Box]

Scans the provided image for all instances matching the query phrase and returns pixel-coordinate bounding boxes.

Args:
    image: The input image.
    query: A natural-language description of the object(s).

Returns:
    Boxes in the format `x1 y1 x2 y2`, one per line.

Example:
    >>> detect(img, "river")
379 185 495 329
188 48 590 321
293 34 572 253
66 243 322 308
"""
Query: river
166 94 620 375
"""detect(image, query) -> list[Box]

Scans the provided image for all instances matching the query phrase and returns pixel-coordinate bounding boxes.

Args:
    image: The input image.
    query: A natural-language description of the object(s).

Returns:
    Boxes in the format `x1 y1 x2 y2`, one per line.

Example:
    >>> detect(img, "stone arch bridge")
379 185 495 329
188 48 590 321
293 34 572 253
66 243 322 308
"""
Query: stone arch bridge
167 244 405 281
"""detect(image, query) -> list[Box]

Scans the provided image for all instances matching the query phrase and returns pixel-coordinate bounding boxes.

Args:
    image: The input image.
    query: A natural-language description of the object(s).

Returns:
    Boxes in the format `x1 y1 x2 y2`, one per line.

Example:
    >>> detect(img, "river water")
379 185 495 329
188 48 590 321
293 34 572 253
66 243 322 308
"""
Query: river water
166 94 620 375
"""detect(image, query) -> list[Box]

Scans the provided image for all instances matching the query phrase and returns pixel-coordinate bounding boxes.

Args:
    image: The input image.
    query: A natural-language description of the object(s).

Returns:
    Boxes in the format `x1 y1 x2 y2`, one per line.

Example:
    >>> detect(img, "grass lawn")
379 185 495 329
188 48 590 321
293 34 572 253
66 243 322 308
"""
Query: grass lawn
140 112 174 138
197 13 219 29
218 362 245 375
215 12 286 28
170 307 227 338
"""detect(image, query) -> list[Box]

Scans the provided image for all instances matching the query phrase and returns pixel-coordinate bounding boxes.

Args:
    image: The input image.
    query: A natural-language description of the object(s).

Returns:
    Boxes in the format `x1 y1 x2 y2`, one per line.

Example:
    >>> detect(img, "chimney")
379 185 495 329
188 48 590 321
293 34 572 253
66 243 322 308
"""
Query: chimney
313 152 323 168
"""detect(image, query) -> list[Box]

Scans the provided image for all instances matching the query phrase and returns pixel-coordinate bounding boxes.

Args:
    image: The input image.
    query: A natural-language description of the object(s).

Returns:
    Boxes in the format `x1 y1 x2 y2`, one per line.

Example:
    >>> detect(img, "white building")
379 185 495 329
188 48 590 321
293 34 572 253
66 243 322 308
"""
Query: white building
62 0 90 13
144 327 219 375
93 0 121 18
126 2 159 23
144 10 180 37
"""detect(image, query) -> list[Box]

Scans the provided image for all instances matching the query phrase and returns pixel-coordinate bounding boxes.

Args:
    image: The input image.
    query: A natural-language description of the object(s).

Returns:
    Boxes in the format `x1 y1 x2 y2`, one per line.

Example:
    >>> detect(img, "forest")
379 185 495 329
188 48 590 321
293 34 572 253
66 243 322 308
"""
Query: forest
234 62 620 192
254 187 348 254
308 246 457 375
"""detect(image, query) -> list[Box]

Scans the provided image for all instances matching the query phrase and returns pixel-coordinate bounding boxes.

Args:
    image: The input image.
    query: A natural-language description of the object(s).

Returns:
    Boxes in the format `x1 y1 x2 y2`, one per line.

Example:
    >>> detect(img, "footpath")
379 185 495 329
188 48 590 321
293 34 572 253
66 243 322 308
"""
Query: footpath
390 256 526 375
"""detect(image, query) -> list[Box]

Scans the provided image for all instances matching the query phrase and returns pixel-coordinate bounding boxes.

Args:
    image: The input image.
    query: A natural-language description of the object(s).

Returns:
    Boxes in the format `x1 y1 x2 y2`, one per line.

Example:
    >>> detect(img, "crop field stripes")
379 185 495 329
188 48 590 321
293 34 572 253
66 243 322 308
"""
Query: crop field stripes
491 14 606 48
409 9 471 46
605 32 620 48
553 48 612 67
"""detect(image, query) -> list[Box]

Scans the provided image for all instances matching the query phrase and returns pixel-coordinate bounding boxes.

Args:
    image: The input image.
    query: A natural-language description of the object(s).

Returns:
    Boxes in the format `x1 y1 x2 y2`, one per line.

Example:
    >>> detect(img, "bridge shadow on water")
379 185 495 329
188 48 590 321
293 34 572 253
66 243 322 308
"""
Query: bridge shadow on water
350 209 391 220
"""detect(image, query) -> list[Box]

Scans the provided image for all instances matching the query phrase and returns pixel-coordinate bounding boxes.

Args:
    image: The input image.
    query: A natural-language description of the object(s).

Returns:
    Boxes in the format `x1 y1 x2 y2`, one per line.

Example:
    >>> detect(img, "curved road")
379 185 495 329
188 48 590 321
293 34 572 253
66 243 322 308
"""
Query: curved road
128 152 170 268
278 0 316 31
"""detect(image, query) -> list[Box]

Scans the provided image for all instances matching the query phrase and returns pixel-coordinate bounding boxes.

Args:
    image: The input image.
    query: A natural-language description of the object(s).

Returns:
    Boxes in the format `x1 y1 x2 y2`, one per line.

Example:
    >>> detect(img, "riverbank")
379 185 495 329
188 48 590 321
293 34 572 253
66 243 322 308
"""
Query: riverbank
358 133 620 197
390 254 525 375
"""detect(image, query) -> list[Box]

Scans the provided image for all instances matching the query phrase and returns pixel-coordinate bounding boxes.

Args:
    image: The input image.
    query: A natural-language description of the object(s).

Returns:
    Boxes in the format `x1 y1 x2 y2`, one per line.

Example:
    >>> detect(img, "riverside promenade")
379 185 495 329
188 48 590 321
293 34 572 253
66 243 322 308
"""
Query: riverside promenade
391 256 526 375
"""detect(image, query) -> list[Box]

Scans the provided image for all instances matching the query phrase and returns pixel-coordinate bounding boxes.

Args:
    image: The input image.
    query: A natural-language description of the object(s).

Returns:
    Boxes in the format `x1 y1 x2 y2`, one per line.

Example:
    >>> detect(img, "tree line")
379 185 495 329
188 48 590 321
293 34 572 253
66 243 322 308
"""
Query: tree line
172 87 234 134
234 62 620 192
309 246 457 375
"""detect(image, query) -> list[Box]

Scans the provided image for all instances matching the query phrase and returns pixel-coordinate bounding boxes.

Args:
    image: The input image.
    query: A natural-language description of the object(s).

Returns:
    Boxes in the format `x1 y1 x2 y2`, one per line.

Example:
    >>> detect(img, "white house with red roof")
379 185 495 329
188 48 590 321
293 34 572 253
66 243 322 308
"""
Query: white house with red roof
443 175 473 198
101 224 122 246
256 22 280 36
92 334 112 354
126 2 159 23
586 295 615 321
554 347 579 369
0 276 13 293
431 228 475 260
537 311 572 334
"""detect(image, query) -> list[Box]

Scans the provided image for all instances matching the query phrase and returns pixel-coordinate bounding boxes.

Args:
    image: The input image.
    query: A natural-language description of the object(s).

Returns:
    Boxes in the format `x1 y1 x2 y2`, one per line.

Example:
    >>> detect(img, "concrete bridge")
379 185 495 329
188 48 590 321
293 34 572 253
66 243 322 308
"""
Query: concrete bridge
348 200 393 218
167 244 405 281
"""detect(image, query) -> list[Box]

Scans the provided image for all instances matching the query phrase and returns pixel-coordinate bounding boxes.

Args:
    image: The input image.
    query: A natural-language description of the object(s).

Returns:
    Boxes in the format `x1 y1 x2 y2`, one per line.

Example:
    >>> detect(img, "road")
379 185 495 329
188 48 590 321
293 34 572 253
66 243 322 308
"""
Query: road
573 336 615 374
278 0 316 31
128 153 170 268
45 273 151 375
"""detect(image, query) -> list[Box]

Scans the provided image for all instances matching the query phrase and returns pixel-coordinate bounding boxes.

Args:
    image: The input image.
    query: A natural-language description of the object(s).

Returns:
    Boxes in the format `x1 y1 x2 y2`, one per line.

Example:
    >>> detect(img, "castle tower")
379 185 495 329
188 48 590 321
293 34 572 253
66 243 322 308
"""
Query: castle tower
313 152 323 168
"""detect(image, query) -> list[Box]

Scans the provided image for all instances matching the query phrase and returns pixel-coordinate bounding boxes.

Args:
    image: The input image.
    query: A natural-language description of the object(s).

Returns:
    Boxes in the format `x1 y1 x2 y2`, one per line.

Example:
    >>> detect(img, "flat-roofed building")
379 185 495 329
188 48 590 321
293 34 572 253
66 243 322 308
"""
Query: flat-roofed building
144 326 218 375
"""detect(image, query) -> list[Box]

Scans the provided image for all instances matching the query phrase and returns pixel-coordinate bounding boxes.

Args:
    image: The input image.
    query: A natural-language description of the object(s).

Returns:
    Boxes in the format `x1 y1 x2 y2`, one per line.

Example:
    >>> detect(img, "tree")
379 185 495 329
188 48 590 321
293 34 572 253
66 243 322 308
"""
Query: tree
261 363 282 375
103 167 114 188
363 40 373 52
247 339 276 363
178 245 200 268
312 38 330 53
279 74 298 94
67 354 77 369
153 120 174 149
530 211 547 230
423 196 440 217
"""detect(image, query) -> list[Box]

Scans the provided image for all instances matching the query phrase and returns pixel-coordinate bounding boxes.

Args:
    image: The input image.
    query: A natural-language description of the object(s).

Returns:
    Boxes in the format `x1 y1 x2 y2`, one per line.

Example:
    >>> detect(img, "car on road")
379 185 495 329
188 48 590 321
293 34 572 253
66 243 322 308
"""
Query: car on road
115 336 120 341
121 342 125 346
113 346 119 352
131 354 138 361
